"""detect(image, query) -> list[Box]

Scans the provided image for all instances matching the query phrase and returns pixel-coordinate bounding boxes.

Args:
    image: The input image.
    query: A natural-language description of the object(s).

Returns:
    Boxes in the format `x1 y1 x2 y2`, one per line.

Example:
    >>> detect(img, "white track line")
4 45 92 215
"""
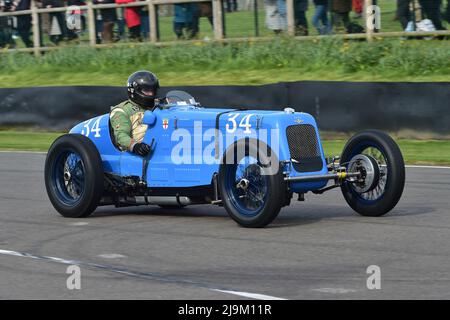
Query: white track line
0 150 47 154
211 289 286 300
0 248 286 300
405 165 450 169
97 253 127 259
0 249 82 265
68 222 89 226
313 288 358 294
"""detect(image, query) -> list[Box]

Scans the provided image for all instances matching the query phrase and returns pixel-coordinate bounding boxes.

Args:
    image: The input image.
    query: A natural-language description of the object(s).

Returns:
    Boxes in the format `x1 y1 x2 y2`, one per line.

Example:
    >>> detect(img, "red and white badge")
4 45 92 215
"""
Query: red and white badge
162 118 169 130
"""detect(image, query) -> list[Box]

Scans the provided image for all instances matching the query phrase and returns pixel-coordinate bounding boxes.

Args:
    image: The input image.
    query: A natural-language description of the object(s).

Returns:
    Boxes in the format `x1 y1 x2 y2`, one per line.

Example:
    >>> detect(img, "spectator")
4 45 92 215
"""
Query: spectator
43 0 65 45
190 1 214 39
446 0 450 23
396 0 411 30
331 0 352 33
140 4 150 40
116 0 141 41
116 6 126 39
419 0 446 30
312 0 330 35
94 8 103 44
94 0 117 43
66 0 86 40
173 3 199 39
199 1 213 26
68 0 86 29
11 0 33 47
264 0 287 34
352 0 363 18
294 0 309 36
0 0 16 48
226 0 237 12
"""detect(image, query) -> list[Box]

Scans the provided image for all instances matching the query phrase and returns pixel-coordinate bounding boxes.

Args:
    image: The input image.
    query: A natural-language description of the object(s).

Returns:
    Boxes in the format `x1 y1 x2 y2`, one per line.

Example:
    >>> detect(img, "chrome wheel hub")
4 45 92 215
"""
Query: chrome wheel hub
348 154 380 193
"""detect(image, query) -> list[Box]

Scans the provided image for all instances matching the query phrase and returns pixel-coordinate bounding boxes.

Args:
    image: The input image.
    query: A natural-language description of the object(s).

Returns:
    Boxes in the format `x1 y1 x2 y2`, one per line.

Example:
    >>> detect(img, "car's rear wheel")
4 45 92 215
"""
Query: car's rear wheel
219 139 285 228
340 130 405 217
45 134 103 218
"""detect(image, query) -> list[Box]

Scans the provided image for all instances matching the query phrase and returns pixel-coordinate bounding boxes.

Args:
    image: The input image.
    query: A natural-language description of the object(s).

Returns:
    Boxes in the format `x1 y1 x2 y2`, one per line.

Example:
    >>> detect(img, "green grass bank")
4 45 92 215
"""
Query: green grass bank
1 131 449 165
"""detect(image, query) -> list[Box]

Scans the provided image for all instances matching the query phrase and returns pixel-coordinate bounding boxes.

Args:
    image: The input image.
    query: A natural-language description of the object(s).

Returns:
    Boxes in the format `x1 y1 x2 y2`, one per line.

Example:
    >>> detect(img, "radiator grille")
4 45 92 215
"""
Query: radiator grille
286 124 323 172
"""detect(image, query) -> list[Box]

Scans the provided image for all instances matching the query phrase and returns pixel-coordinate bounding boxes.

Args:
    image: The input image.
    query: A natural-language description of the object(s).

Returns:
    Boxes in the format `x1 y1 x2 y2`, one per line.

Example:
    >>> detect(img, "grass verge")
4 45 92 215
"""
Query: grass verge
1 131 449 166
1 37 449 87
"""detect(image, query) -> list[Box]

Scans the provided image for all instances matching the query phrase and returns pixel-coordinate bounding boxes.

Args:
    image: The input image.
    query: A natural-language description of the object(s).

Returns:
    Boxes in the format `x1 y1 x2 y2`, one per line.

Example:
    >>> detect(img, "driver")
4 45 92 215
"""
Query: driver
110 70 159 156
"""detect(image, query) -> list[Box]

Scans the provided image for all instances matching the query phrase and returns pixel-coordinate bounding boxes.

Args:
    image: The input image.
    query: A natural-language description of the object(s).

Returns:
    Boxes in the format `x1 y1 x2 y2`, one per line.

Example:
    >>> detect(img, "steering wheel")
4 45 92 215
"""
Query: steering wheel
151 97 169 111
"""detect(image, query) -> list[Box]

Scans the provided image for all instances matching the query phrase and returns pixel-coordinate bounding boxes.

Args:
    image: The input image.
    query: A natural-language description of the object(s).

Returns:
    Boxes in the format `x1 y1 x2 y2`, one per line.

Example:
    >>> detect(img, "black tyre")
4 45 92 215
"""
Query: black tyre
219 139 285 228
340 130 405 217
44 134 103 218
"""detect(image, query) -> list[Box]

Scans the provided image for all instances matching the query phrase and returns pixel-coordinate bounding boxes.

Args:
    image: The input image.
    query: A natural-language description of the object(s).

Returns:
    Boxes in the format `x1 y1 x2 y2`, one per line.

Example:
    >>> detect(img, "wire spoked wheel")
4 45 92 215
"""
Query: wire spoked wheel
219 139 285 228
340 130 405 217
45 134 103 218
228 156 269 216
54 151 86 205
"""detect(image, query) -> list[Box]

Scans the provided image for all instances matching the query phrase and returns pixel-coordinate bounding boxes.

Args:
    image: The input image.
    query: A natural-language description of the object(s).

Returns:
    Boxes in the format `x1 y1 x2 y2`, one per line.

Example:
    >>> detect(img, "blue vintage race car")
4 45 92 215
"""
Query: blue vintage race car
45 91 405 227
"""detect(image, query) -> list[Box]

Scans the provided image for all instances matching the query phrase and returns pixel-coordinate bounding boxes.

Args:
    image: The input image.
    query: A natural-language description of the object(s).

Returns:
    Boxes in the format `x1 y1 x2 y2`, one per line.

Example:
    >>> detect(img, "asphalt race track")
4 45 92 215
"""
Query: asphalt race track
0 152 449 300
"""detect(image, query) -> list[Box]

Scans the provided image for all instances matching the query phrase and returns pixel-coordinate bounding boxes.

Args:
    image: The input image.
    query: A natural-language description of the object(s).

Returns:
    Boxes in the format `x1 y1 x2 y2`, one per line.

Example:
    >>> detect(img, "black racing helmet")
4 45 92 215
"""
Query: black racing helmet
127 70 160 109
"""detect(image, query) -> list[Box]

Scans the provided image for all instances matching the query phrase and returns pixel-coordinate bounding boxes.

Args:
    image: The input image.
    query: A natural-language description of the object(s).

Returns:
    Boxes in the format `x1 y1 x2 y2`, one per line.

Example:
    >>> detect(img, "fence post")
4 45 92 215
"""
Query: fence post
87 1 96 46
253 0 259 37
30 0 41 56
286 0 295 36
212 0 224 40
149 0 157 42
365 0 374 42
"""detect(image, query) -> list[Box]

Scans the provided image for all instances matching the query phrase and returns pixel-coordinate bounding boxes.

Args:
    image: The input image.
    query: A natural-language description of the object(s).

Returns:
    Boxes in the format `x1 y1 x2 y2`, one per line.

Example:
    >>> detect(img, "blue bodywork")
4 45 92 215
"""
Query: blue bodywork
69 103 329 194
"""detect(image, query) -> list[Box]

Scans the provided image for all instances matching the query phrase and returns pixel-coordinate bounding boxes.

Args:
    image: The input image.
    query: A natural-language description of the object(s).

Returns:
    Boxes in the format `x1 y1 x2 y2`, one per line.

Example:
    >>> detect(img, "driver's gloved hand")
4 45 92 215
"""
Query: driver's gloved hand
132 142 151 157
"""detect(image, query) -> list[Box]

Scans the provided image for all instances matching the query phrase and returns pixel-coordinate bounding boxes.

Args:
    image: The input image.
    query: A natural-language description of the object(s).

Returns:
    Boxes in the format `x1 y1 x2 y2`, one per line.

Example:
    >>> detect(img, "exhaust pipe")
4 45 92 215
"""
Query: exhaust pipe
126 196 193 206
99 196 195 207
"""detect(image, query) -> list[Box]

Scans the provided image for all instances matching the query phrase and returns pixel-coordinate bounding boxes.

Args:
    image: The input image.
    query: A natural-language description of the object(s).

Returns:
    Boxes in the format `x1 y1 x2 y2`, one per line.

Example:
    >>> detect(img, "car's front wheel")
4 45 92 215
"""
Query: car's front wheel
340 130 405 217
219 139 285 228
45 134 103 218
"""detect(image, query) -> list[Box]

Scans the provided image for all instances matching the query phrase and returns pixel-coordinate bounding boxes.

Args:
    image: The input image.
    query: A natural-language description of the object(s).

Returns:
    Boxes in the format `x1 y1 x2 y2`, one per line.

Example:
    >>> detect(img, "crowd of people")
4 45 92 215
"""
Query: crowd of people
0 0 449 49
0 0 150 47
0 0 219 47
0 0 88 48
397 0 448 31
264 0 448 36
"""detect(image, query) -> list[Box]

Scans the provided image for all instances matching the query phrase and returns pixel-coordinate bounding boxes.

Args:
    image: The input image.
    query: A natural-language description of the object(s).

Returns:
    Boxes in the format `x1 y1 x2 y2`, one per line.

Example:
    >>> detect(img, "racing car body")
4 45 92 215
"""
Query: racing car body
45 91 405 227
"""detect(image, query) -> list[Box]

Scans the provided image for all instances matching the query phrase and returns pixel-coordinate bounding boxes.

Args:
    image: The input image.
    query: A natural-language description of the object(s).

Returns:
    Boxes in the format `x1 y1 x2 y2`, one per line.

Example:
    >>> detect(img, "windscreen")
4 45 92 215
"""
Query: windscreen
165 90 198 106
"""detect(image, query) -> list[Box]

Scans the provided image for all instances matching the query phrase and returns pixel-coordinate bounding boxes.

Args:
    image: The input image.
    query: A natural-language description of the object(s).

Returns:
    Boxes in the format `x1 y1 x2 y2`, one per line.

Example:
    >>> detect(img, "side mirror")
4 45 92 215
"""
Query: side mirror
142 111 156 126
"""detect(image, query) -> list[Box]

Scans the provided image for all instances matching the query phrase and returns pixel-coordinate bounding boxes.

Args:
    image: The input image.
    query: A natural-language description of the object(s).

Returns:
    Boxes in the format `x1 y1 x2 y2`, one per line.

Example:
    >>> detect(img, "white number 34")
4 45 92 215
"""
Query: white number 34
81 117 102 138
226 113 254 134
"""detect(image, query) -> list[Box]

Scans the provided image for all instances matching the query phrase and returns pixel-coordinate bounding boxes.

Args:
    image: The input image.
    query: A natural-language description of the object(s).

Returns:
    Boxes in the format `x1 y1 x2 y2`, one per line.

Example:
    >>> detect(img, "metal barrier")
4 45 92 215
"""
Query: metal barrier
1 82 450 133
0 0 449 56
